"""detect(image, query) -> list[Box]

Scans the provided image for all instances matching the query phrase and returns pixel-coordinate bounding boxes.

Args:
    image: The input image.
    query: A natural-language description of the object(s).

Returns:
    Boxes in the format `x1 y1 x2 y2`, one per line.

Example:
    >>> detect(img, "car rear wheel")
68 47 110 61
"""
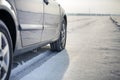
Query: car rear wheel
50 19 67 52
0 20 12 80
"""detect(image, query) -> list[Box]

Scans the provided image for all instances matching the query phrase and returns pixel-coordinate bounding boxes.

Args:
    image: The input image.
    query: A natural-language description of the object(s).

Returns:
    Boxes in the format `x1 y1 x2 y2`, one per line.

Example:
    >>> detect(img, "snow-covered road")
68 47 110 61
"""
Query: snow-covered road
10 16 120 80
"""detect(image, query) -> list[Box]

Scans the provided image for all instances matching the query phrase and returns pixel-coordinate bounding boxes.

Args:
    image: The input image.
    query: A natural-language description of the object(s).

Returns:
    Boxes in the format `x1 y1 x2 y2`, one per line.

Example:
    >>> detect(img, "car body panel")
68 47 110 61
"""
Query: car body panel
42 0 61 42
0 0 67 56
14 0 44 46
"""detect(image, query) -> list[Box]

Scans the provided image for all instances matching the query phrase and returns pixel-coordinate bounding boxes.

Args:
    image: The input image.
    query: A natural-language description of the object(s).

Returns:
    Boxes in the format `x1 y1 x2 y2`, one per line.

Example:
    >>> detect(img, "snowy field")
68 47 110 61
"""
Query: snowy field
11 16 120 80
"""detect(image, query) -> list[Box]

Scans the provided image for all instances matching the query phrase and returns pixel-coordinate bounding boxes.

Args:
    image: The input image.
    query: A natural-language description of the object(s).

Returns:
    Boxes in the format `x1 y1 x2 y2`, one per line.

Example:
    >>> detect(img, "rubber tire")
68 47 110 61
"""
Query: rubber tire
0 20 13 80
50 19 67 52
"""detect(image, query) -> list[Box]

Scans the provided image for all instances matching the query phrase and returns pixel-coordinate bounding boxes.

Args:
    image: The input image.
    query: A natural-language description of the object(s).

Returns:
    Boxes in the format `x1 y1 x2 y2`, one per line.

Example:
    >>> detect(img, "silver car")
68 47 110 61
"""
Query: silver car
0 0 67 80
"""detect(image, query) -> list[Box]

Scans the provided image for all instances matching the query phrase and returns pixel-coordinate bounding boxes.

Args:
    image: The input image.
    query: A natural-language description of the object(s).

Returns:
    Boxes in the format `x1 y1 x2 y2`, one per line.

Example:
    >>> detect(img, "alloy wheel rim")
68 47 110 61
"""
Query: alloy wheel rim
61 22 66 48
0 32 10 80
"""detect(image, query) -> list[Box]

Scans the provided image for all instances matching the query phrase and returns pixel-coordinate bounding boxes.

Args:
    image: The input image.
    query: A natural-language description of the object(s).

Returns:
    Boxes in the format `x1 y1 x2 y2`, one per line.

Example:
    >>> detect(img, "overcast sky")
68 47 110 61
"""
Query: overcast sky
57 0 120 14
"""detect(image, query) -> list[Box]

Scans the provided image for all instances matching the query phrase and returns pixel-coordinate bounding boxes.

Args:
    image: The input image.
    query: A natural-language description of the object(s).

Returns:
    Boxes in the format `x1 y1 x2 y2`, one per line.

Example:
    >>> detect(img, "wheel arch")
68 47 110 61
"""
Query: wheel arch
0 9 17 51
64 15 67 27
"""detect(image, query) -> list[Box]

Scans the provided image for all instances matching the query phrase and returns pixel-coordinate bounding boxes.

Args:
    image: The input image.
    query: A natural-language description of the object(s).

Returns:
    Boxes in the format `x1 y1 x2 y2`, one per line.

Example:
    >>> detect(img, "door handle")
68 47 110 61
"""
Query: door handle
44 0 49 5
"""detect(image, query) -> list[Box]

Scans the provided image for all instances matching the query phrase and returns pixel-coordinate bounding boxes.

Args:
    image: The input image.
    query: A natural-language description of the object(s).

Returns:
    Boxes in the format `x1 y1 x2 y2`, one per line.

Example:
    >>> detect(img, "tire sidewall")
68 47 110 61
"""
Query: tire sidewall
0 20 13 80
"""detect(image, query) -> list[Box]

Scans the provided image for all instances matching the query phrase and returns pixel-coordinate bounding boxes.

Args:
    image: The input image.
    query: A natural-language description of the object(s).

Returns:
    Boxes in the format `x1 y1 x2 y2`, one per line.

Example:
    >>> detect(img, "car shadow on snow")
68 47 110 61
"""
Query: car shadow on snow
10 46 70 80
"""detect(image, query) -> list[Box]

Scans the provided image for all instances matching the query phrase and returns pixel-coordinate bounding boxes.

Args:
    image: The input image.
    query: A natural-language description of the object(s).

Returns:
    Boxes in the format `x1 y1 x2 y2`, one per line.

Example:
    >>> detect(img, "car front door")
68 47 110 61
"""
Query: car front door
42 0 61 41
15 0 44 46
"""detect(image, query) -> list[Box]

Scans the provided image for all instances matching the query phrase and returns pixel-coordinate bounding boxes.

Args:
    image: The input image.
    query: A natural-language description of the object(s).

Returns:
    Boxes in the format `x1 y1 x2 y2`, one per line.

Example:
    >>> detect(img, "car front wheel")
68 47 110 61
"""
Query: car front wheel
0 20 12 80
50 19 67 52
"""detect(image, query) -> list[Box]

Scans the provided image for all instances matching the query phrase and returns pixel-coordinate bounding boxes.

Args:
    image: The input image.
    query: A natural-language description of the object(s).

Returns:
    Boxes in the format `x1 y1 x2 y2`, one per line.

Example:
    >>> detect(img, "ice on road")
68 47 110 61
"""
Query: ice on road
11 16 120 80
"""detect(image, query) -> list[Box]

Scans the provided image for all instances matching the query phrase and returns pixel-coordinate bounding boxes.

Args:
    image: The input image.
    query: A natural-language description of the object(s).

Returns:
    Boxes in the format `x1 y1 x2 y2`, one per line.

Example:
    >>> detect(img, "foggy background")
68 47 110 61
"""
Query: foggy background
58 0 120 15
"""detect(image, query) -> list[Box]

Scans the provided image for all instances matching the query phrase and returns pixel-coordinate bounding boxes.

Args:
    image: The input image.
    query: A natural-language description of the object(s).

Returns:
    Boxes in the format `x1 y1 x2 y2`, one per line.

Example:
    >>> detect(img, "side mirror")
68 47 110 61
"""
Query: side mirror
44 0 49 5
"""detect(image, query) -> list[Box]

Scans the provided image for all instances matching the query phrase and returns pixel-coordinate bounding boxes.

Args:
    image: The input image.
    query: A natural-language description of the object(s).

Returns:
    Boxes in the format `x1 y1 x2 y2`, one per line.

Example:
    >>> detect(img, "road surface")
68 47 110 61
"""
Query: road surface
10 16 120 80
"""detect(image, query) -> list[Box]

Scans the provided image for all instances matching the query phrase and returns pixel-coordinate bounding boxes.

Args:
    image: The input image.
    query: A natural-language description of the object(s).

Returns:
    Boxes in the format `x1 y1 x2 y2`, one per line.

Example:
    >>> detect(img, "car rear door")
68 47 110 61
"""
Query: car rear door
15 0 44 46
42 0 61 41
